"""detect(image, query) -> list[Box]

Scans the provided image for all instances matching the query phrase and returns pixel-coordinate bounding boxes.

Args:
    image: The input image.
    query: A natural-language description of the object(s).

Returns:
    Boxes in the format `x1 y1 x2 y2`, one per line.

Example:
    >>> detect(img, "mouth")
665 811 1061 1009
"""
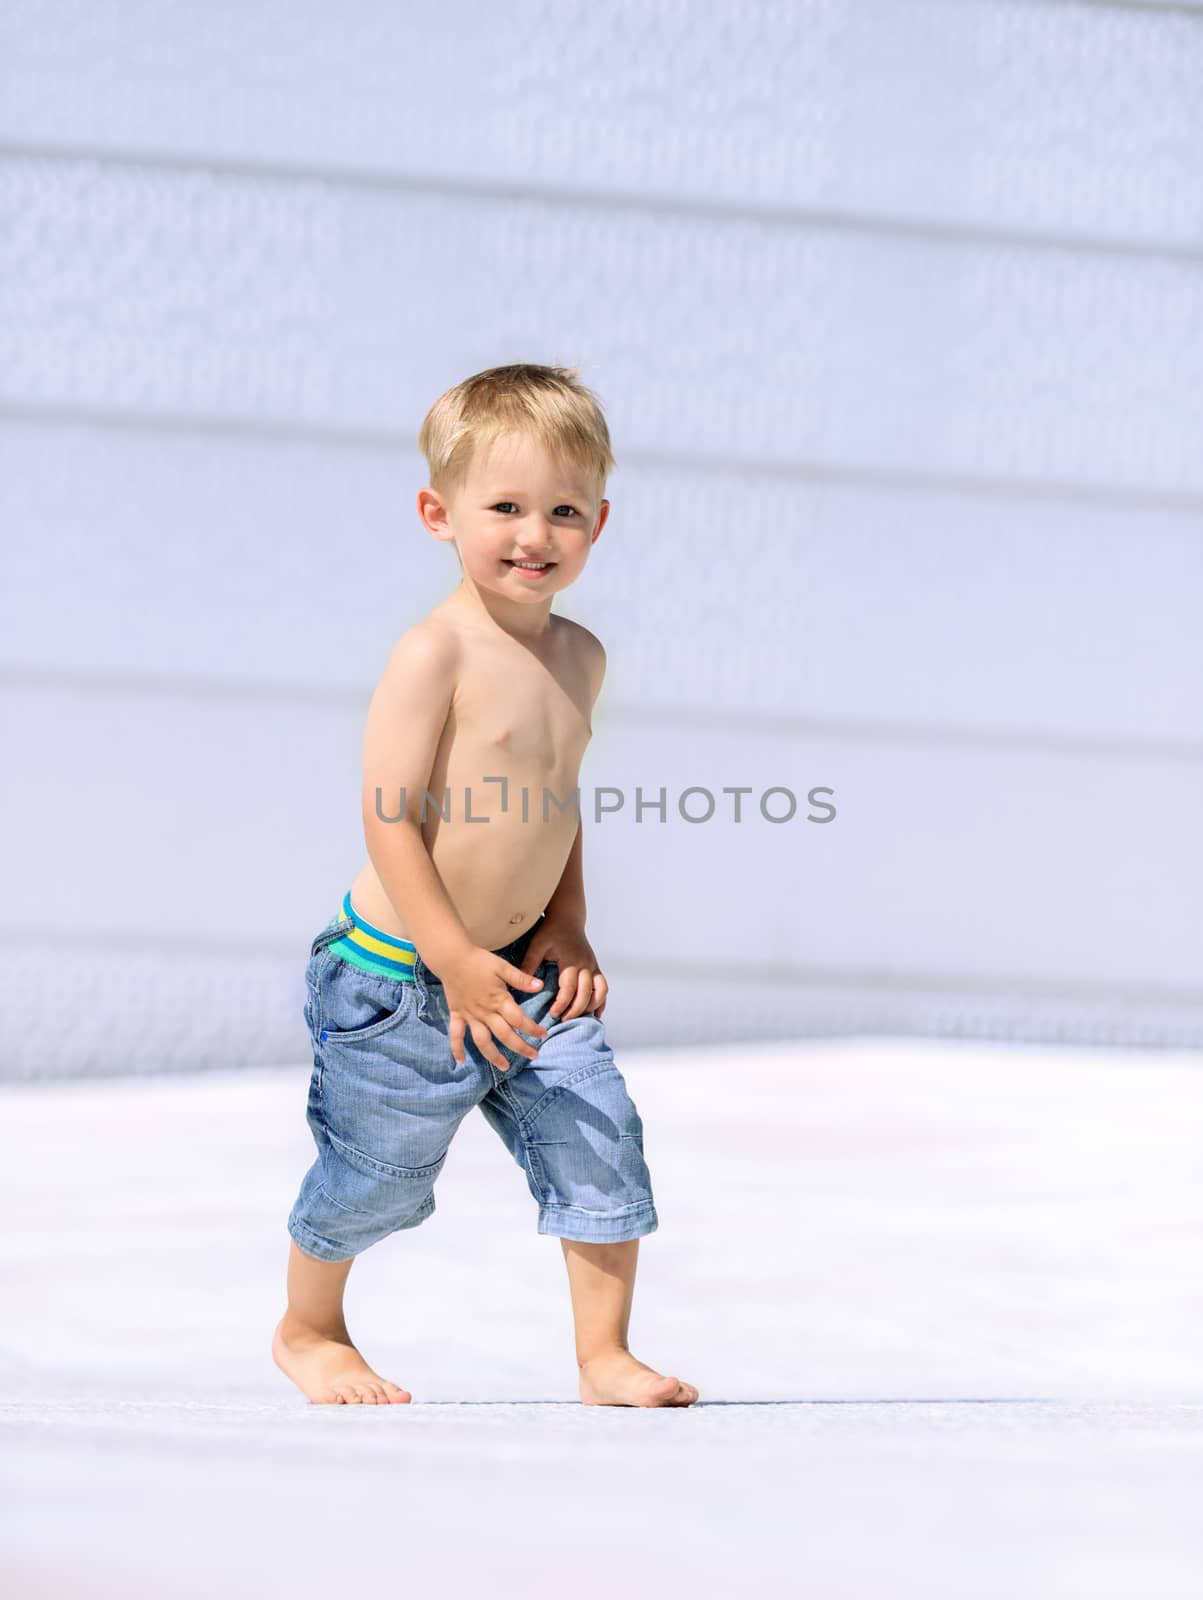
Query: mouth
504 560 557 578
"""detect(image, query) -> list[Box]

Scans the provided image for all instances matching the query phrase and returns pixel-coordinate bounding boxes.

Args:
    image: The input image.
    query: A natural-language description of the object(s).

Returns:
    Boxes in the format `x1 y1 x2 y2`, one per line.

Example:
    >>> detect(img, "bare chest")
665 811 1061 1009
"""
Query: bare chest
442 646 592 791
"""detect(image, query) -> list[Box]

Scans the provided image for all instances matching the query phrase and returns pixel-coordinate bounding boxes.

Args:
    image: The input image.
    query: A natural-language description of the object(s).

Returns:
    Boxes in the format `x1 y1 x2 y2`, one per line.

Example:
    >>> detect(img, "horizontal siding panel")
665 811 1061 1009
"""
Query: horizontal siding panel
4 682 1199 990
3 158 1201 497
2 679 1200 1077
0 0 1200 247
2 422 1199 743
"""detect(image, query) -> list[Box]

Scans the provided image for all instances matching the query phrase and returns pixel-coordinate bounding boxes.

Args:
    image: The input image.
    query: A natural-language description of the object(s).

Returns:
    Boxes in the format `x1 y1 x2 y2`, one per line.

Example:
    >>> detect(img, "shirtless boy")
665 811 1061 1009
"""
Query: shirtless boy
273 362 699 1408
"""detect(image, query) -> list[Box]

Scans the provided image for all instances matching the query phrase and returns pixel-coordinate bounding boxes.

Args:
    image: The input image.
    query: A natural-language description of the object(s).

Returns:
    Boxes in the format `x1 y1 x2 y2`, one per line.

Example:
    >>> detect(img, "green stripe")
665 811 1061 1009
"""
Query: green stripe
342 931 416 973
328 938 417 981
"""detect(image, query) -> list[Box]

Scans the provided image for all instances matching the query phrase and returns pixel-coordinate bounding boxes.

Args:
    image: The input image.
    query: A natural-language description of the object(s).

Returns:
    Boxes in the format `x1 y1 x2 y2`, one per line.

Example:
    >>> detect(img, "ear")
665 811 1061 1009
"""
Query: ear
592 499 610 542
419 487 455 543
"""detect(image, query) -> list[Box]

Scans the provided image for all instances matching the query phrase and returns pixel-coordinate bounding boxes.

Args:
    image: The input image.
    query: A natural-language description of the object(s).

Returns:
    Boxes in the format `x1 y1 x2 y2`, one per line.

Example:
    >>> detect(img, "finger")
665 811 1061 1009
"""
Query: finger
581 974 607 1022
494 1012 543 1061
572 966 598 1017
505 961 544 993
503 1000 548 1042
469 1017 509 1072
449 1012 466 1066
579 967 597 1016
549 965 578 1020
556 974 584 1020
517 947 546 977
560 968 594 1022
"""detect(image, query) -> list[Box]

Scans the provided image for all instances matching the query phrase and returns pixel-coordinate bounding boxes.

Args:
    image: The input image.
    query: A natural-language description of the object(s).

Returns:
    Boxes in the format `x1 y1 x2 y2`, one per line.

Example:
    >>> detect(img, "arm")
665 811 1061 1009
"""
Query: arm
360 623 474 973
522 626 609 1019
530 815 607 1020
543 624 604 931
543 816 586 928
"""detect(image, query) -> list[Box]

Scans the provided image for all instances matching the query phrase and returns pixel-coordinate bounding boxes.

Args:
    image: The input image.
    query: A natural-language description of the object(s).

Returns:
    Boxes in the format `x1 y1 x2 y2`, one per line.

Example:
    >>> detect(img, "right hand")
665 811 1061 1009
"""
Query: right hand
440 947 549 1070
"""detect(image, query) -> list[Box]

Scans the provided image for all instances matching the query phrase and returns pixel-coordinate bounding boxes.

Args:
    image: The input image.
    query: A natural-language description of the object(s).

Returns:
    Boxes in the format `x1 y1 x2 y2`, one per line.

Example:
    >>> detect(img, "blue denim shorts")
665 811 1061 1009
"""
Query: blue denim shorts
287 898 659 1262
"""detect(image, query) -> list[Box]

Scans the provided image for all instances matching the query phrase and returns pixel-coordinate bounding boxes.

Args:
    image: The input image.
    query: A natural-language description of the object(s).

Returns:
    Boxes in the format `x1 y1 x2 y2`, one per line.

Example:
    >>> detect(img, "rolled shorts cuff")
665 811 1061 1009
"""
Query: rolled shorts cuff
536 1200 659 1244
287 1213 358 1263
287 1192 436 1263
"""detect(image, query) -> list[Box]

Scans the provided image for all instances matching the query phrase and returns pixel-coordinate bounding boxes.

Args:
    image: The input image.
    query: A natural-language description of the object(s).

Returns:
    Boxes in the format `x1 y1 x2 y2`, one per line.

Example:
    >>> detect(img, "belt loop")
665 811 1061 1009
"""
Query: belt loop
310 918 352 958
413 954 430 1023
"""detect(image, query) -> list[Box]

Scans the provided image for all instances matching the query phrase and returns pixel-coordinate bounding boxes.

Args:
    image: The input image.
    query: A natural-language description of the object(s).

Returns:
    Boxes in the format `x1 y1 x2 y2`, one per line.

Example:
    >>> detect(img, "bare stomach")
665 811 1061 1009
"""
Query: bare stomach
347 811 577 954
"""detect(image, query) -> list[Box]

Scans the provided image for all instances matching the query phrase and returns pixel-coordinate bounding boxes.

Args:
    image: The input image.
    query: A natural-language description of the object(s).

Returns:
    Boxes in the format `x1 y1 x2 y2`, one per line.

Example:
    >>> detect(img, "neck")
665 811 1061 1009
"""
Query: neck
448 580 555 642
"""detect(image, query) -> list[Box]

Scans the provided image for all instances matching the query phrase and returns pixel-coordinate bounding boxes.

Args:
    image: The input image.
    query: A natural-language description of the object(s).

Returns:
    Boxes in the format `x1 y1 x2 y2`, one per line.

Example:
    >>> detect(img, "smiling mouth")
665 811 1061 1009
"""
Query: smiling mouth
504 560 556 571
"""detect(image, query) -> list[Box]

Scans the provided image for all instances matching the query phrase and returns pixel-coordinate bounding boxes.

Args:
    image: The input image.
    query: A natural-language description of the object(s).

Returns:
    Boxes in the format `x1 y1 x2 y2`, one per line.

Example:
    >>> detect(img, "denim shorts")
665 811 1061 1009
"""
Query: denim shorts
287 898 659 1262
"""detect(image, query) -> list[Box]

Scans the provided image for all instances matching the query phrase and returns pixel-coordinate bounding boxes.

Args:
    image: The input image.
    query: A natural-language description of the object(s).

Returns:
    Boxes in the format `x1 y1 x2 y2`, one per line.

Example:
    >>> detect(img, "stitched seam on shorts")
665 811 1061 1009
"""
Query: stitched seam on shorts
309 919 355 958
493 1080 550 1203
314 1182 372 1217
315 984 415 1043
289 1214 353 1254
540 1199 655 1217
518 1056 616 1133
324 1126 445 1182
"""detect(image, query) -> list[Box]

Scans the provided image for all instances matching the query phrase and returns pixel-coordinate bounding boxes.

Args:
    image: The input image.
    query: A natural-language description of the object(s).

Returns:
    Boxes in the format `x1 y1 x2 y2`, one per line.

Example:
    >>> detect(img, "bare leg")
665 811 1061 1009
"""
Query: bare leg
560 1237 699 1407
271 1239 411 1405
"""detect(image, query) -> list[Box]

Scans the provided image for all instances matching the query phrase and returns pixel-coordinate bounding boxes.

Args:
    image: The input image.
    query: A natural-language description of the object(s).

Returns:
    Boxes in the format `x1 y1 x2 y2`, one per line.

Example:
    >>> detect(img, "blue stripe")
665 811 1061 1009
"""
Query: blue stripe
328 937 417 981
336 935 416 977
341 891 418 951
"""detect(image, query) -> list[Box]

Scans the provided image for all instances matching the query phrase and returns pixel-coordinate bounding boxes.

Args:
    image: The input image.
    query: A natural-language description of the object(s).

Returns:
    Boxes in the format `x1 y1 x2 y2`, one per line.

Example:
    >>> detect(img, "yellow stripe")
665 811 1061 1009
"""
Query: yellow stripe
334 902 418 966
343 924 417 968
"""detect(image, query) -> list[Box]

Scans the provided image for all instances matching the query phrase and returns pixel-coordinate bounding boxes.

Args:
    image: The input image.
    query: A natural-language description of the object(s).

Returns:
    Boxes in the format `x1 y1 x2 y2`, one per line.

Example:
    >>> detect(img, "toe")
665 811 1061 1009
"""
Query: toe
648 1374 681 1404
655 1376 696 1406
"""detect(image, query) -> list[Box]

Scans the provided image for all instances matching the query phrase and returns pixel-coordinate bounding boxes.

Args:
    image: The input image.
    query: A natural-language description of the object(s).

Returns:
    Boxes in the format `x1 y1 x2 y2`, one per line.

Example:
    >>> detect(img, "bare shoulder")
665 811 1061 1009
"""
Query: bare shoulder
378 616 461 689
362 618 462 824
367 619 462 730
555 615 607 702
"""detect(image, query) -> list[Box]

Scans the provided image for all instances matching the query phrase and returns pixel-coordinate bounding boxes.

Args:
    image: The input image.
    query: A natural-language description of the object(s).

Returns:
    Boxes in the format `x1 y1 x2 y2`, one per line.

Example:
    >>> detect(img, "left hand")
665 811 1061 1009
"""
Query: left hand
518 919 608 1022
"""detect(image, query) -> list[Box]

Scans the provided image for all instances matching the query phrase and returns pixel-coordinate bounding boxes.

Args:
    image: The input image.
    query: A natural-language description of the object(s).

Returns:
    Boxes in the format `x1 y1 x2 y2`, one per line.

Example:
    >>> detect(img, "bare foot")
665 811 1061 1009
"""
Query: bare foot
272 1316 412 1405
579 1348 700 1407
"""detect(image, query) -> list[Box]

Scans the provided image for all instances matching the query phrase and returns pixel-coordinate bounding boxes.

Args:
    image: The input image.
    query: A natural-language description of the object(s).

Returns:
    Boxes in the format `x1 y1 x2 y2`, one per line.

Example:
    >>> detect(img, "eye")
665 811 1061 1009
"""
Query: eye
490 502 579 518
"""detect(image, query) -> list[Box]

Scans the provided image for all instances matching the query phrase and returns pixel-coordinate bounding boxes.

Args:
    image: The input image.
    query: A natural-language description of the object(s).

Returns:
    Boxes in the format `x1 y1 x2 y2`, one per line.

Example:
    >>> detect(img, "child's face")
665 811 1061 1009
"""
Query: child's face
428 431 608 605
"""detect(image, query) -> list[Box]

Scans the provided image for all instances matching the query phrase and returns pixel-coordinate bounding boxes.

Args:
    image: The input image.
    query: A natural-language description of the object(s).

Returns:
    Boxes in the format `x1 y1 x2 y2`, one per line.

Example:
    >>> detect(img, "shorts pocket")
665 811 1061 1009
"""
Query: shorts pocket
310 916 355 959
314 951 416 1043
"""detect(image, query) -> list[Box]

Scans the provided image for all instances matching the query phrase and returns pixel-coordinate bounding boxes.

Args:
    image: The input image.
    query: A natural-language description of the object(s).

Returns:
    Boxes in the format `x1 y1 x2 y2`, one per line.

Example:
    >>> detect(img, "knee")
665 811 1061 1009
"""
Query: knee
292 1134 446 1251
525 1064 653 1211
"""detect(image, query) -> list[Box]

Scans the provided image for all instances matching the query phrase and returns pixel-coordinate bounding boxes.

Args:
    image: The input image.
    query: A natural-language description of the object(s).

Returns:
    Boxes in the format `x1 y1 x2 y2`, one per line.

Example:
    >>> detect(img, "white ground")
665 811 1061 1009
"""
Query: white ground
3 1038 1201 1599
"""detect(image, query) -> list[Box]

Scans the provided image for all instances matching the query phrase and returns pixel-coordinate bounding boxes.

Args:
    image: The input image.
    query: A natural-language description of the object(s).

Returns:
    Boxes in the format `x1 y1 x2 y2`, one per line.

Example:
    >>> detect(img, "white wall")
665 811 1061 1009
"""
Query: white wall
2 0 1201 1076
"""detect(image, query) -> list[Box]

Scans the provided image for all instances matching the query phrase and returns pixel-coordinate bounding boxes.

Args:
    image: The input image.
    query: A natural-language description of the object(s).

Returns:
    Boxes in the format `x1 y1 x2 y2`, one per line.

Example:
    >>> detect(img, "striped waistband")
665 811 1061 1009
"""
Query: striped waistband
326 891 418 982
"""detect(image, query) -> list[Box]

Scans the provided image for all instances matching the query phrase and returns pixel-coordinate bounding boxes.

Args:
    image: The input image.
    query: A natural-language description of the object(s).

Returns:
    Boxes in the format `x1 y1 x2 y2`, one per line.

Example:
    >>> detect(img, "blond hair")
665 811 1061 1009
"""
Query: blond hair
417 362 616 505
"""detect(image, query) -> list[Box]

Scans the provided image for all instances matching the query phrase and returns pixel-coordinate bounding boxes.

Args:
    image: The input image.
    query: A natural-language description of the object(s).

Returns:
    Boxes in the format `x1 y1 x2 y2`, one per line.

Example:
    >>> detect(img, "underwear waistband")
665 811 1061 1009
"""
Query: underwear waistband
325 891 418 982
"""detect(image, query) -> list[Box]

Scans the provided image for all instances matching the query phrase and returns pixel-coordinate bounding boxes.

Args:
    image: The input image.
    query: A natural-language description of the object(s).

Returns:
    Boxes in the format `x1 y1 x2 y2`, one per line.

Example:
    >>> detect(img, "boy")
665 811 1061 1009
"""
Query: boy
273 363 699 1408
